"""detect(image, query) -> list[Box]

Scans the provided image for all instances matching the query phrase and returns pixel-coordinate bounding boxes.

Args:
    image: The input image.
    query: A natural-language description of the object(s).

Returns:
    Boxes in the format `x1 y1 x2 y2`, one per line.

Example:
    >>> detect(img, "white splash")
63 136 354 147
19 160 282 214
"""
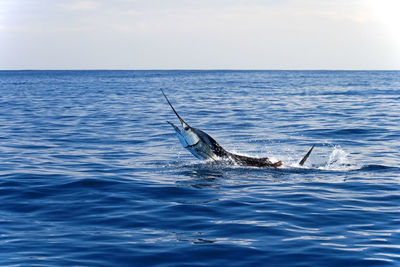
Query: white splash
318 145 359 171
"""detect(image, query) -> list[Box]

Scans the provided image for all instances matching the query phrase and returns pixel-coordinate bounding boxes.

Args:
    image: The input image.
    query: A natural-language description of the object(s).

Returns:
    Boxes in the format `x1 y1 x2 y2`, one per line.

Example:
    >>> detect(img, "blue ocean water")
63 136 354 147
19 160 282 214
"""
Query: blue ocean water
0 70 399 266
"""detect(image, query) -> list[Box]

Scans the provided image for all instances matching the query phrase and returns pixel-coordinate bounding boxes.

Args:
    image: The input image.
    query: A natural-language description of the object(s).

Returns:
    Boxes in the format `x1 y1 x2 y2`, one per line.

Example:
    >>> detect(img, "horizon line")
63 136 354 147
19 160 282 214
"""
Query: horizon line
1 69 399 71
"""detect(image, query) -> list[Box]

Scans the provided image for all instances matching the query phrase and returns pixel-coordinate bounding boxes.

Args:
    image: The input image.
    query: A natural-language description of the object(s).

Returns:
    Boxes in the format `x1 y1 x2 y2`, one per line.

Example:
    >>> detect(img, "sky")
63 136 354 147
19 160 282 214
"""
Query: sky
1 0 400 70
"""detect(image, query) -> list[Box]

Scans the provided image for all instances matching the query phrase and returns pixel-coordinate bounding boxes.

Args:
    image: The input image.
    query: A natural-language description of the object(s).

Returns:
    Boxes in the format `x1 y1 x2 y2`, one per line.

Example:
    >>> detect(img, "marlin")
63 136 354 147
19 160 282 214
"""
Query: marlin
162 89 314 168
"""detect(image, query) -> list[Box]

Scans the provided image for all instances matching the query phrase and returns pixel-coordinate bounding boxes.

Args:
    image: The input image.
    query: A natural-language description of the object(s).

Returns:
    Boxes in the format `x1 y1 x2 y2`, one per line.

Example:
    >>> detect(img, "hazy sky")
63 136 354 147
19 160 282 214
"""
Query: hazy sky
1 0 399 69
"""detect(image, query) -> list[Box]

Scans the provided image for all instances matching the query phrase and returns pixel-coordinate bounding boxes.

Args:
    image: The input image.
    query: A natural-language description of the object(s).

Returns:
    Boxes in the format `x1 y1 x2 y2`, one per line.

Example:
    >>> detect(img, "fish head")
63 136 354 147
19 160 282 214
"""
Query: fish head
162 89 201 148
167 120 200 148
162 89 221 161
180 124 200 148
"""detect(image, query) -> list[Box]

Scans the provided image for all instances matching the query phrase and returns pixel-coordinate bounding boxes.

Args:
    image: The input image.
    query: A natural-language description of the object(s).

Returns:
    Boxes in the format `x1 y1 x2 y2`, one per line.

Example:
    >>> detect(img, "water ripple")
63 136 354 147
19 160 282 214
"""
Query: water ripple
1 70 400 266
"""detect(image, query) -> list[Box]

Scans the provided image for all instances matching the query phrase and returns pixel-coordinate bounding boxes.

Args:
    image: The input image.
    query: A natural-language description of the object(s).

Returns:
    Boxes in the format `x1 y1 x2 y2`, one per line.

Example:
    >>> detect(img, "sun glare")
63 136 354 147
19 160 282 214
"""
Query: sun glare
367 0 400 58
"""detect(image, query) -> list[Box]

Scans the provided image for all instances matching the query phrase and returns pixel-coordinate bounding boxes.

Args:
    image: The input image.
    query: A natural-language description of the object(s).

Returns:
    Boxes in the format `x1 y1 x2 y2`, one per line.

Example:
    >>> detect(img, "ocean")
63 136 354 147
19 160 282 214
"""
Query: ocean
0 70 399 266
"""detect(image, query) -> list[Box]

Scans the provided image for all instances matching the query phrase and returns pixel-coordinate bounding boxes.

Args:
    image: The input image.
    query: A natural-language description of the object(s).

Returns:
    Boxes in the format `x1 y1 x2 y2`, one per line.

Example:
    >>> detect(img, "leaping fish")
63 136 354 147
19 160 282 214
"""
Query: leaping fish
162 89 314 168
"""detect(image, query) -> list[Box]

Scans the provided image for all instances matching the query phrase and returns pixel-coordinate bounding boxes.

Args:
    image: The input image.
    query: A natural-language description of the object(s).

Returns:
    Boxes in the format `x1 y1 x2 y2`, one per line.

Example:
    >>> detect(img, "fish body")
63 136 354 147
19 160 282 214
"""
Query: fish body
162 89 312 168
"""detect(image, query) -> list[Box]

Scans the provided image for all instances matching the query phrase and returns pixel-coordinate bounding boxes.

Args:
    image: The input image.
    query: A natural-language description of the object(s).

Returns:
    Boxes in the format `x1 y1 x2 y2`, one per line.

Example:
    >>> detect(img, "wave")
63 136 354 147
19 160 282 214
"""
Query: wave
356 164 400 172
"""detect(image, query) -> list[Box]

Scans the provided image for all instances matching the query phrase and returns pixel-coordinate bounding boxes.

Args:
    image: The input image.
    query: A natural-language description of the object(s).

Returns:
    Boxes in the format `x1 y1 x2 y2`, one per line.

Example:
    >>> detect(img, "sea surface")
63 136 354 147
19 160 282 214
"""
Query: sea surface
0 70 399 266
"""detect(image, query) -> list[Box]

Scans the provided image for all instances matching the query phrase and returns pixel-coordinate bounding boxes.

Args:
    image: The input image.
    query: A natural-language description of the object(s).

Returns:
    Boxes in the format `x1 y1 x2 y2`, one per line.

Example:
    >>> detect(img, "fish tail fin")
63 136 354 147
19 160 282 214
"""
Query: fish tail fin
299 145 315 166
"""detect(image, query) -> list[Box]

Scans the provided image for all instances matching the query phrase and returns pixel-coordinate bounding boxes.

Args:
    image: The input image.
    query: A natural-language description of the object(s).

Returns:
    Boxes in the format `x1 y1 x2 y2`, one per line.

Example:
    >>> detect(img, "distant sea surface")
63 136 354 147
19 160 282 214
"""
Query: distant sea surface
1 70 399 266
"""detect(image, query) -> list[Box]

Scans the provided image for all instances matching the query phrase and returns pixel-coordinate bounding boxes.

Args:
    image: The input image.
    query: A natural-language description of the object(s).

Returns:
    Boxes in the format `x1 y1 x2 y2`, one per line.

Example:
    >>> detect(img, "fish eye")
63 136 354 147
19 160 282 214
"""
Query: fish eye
184 126 189 131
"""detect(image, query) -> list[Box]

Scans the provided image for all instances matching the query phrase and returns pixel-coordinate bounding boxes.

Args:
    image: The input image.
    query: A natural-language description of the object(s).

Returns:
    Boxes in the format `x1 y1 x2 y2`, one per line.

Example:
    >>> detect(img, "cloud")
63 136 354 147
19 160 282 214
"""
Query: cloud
60 0 101 11
1 0 399 69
